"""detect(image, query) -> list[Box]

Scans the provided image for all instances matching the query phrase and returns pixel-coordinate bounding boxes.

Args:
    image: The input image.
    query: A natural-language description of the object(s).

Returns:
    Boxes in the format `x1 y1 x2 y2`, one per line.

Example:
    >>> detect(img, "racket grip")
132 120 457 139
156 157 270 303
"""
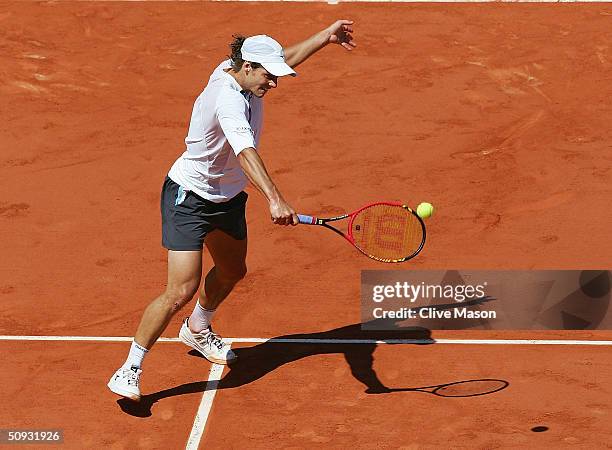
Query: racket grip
297 214 317 225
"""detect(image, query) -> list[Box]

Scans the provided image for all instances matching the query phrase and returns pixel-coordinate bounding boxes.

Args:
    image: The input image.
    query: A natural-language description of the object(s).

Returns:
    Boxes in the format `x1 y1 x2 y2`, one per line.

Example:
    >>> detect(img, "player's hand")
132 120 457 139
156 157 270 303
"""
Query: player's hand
270 198 298 226
326 20 356 51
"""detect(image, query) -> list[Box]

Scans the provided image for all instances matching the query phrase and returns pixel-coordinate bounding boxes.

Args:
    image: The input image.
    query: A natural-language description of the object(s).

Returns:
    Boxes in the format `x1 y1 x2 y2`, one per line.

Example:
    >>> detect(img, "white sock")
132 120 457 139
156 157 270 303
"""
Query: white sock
123 340 148 369
189 299 216 333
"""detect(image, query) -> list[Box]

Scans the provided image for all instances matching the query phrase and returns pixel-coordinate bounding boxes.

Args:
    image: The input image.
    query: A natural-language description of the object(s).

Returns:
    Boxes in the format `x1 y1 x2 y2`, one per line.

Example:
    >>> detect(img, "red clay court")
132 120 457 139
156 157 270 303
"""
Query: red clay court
1 1 611 448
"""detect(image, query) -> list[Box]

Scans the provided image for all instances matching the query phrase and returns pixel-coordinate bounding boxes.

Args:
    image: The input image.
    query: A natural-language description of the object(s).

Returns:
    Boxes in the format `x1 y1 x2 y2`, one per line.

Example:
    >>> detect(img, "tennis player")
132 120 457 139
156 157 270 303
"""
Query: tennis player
108 21 356 401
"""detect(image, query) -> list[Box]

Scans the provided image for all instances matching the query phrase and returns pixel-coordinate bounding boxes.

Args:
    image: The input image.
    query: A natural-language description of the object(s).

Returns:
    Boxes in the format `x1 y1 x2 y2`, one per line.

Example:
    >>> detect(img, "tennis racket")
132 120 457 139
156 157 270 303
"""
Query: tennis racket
297 202 426 263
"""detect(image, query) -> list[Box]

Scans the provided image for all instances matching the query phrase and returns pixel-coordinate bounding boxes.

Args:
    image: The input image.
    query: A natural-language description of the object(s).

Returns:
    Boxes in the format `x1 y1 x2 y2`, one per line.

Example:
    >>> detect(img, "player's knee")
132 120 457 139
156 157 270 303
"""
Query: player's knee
164 284 199 308
170 301 184 314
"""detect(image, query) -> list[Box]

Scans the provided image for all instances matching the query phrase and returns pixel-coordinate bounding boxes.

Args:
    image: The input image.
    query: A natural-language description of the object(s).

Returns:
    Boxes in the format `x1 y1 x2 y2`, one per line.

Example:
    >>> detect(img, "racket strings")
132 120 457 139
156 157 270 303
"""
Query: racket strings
351 204 423 261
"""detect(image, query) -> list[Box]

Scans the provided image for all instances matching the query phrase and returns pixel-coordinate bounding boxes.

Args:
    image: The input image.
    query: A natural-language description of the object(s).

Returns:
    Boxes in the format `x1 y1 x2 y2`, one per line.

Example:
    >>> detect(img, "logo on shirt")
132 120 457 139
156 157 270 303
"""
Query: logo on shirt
236 126 255 137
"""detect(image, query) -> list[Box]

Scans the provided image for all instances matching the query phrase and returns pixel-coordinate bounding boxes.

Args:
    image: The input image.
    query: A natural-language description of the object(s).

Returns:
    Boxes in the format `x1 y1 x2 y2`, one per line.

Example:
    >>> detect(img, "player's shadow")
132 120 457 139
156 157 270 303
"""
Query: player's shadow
117 318 507 418
215 318 434 393
117 318 434 417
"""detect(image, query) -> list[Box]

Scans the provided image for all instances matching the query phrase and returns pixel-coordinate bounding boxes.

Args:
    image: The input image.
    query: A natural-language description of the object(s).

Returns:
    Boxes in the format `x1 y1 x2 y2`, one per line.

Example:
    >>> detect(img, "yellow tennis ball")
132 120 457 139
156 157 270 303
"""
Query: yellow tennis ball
416 202 434 219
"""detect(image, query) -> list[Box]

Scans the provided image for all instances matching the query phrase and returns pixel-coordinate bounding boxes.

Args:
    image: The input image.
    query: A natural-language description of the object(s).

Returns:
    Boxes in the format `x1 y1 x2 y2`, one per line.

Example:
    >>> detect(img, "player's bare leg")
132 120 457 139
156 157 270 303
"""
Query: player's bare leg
135 250 202 349
201 229 248 310
108 250 202 400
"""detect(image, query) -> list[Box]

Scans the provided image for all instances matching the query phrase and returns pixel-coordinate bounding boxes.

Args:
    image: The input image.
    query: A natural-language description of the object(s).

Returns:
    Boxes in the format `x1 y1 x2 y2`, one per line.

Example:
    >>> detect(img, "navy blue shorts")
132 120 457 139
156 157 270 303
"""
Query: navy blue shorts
161 177 248 251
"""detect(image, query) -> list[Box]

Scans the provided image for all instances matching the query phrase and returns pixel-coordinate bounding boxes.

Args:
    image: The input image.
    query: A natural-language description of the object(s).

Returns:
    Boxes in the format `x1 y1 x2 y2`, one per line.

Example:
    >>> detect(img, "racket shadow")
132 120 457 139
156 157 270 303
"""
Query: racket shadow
369 379 510 397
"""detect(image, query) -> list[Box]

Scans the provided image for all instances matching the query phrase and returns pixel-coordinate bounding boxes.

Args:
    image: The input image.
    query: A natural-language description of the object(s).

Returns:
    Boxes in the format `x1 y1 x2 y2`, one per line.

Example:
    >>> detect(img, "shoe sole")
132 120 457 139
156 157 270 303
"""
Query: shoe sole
179 325 236 365
107 380 141 402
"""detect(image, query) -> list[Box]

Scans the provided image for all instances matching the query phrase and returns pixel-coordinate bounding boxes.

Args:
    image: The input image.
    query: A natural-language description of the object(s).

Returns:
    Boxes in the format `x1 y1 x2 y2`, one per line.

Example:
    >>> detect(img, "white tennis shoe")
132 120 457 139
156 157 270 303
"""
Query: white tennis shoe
107 365 142 401
179 318 236 365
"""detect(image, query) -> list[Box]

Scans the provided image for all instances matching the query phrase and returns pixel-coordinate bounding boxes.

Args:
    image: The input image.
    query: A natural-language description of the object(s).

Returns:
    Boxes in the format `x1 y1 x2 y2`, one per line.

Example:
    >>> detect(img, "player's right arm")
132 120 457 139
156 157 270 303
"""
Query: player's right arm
217 91 297 226
238 148 298 226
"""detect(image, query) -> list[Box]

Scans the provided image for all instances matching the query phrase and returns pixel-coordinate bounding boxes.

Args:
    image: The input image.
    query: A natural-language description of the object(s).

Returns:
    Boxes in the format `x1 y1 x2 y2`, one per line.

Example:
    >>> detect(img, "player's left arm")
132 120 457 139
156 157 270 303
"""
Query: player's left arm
284 20 356 69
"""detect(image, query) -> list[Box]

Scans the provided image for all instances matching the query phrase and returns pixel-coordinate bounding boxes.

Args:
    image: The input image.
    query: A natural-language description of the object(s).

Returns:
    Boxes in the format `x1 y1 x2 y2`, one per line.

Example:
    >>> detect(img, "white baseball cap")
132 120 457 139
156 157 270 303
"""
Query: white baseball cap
241 35 297 77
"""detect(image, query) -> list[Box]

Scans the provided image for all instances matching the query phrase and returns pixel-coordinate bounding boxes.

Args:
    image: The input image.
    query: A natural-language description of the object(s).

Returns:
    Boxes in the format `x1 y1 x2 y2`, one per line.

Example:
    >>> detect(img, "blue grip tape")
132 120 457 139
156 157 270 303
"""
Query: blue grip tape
298 214 315 225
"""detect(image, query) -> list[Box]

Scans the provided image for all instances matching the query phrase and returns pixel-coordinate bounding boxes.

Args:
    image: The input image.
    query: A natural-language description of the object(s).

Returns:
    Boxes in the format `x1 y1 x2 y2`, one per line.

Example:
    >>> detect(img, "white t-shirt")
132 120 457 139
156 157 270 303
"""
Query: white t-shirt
168 60 263 202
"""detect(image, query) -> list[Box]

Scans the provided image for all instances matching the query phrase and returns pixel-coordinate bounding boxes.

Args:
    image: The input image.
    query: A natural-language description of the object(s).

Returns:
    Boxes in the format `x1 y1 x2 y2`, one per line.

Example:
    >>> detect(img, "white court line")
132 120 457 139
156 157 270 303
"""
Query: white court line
1 335 612 345
185 356 228 450
227 338 612 346
0 335 180 342
55 0 612 3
